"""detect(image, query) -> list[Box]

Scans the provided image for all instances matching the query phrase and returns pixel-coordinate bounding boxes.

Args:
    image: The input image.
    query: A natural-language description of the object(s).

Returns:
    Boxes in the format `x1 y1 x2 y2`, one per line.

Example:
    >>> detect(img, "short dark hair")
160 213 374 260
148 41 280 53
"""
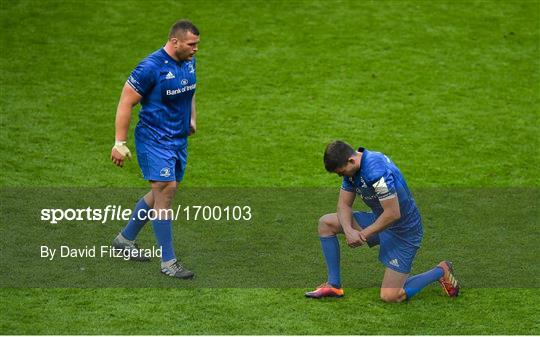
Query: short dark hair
324 140 355 172
168 19 199 39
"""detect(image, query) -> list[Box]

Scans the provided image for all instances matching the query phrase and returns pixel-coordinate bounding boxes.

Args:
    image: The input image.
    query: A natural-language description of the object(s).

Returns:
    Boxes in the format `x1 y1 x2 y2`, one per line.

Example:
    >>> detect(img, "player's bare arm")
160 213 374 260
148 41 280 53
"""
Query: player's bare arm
337 188 365 248
359 195 401 241
189 93 196 135
111 83 142 167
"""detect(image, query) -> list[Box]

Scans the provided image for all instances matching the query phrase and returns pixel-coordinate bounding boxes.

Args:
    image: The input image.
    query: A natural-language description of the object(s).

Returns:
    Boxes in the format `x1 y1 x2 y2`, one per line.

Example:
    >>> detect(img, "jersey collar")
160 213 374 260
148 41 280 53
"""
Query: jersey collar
160 47 183 65
357 147 368 175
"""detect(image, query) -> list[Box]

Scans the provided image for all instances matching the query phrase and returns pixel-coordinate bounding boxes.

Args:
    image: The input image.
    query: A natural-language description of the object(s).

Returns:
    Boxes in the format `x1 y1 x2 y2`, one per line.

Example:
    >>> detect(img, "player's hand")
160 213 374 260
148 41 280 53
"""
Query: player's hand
189 119 196 136
111 141 132 167
344 229 366 248
358 229 370 243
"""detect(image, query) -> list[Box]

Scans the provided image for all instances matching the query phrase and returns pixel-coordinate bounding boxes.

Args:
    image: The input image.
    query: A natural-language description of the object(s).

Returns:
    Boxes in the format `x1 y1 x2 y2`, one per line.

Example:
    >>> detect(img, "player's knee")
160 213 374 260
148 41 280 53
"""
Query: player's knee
380 289 404 303
151 182 178 208
153 181 177 194
380 293 400 303
318 214 336 236
163 181 178 193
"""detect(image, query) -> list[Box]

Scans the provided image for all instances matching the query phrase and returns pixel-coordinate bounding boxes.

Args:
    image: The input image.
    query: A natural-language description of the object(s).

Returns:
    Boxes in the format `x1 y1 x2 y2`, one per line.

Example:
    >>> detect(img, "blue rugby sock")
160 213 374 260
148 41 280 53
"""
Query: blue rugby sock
403 266 444 299
320 236 341 288
151 219 176 262
121 198 151 240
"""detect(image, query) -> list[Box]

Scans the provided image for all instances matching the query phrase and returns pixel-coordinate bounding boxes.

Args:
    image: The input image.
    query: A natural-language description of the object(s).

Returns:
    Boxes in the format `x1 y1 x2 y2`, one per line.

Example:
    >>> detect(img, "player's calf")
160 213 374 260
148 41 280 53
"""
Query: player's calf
318 213 341 236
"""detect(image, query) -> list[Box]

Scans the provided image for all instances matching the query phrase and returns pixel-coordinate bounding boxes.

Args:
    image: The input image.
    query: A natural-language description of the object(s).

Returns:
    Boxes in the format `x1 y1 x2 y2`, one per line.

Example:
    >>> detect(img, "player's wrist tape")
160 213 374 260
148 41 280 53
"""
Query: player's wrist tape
113 141 131 158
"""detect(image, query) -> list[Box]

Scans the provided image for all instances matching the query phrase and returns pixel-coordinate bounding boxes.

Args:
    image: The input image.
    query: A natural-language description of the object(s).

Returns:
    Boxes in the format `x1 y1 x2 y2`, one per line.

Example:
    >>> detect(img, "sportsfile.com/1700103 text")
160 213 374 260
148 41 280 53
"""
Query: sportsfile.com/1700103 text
40 205 253 224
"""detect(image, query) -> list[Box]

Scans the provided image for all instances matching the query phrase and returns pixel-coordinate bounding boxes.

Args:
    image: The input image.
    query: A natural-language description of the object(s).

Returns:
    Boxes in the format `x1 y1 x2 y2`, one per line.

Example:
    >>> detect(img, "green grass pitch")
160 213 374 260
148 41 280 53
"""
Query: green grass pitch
1 0 539 335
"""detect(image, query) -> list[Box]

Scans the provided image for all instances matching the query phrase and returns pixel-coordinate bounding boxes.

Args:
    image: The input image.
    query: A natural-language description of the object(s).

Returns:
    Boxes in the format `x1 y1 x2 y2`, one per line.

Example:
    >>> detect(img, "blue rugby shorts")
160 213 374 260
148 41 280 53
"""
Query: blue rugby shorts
135 140 187 182
353 211 422 274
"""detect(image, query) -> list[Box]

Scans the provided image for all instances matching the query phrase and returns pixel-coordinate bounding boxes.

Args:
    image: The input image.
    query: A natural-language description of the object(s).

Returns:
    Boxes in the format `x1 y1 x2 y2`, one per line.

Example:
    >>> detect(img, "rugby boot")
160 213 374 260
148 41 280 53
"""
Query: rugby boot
437 261 460 297
305 283 344 298
161 260 195 279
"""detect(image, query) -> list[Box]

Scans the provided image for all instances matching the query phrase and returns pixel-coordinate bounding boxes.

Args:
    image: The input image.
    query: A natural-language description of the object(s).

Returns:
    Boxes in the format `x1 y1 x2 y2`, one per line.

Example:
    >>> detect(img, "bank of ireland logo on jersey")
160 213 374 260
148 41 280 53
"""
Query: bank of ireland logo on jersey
165 72 175 80
181 79 188 85
160 167 171 177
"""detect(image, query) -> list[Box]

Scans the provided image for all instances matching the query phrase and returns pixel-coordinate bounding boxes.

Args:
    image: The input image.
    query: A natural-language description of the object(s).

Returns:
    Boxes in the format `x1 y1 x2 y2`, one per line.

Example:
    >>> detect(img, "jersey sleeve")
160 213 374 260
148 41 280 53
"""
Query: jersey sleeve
341 176 355 192
372 172 396 200
126 60 156 97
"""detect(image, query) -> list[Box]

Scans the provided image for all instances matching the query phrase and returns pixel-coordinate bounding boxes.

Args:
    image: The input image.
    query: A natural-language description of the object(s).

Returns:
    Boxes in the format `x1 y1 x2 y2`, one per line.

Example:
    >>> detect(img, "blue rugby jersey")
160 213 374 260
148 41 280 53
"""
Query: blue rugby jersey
342 148 423 243
127 48 196 149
